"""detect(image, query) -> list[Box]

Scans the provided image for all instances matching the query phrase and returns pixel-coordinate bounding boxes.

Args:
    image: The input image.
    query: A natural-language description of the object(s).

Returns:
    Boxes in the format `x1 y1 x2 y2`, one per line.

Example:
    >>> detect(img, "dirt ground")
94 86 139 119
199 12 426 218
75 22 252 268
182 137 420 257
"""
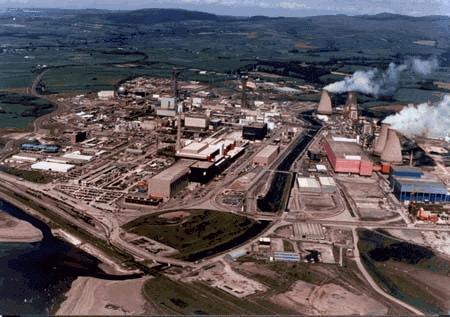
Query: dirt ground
272 280 388 315
158 211 191 220
57 277 153 315
0 211 43 243
183 261 267 298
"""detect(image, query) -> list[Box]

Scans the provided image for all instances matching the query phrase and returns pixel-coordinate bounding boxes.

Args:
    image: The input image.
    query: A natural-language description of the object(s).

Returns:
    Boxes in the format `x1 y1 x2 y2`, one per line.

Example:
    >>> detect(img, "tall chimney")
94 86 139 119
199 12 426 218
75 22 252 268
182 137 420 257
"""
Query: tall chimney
381 128 402 164
345 91 358 120
373 122 390 156
241 75 248 108
317 90 333 115
172 70 180 99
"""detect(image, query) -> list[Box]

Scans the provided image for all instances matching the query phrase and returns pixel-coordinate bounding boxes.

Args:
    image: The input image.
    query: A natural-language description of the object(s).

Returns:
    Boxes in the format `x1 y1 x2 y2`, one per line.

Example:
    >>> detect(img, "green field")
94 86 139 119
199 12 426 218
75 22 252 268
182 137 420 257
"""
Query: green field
358 229 450 314
123 210 268 260
0 93 55 129
1 167 54 184
1 9 449 105
142 275 293 315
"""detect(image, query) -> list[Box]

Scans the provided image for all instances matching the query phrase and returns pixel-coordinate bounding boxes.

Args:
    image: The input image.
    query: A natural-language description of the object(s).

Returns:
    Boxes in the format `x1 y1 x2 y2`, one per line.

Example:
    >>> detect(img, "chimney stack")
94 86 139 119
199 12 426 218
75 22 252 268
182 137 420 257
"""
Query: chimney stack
241 75 248 108
317 90 333 115
373 122 390 156
381 128 402 164
345 91 358 120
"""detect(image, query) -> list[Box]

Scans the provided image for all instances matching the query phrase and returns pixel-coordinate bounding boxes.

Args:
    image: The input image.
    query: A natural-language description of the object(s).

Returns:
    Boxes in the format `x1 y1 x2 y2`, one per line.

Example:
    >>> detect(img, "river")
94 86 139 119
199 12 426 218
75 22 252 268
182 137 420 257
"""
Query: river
0 199 137 314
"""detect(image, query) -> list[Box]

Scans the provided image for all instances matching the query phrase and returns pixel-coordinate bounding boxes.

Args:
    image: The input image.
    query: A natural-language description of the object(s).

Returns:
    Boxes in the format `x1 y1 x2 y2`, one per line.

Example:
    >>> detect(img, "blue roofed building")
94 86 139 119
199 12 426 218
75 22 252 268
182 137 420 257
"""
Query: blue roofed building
390 172 449 203
20 143 60 153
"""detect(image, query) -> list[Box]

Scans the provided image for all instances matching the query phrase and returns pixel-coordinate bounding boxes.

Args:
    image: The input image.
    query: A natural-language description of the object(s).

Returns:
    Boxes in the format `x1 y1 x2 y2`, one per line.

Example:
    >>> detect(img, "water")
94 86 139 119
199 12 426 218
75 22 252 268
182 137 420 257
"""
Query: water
257 111 322 212
0 199 138 314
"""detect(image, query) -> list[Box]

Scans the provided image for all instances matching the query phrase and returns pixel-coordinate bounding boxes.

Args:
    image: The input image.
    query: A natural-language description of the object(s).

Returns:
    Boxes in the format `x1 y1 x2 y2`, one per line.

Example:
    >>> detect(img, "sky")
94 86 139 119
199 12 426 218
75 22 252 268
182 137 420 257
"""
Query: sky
0 0 449 17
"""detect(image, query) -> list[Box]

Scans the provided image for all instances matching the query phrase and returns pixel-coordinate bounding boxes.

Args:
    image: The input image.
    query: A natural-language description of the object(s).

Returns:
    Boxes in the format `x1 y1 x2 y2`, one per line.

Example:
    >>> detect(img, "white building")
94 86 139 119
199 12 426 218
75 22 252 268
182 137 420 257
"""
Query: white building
97 90 115 101
31 161 75 173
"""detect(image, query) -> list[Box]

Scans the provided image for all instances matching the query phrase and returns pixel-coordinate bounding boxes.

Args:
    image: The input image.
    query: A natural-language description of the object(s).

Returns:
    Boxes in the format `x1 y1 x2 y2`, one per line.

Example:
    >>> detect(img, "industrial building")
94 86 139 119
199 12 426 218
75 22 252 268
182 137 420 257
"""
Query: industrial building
242 122 267 141
147 159 194 199
62 151 94 162
31 161 75 173
189 161 217 184
389 166 423 182
323 136 373 176
21 143 60 153
297 177 321 192
270 252 300 262
318 177 337 193
184 115 209 130
71 131 88 144
160 97 176 109
176 138 236 161
253 145 279 167
389 167 449 203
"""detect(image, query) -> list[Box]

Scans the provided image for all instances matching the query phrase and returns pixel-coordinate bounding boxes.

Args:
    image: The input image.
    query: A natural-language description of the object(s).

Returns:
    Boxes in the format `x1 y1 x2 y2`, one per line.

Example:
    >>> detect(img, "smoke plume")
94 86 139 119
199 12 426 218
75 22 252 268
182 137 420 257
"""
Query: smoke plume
324 57 439 96
383 95 450 140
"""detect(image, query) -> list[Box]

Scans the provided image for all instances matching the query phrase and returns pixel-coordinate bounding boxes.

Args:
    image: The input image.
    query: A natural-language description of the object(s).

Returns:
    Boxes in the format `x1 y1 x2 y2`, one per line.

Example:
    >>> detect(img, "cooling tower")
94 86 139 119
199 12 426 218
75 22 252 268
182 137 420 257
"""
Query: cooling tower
317 90 333 115
381 128 402 164
373 122 390 156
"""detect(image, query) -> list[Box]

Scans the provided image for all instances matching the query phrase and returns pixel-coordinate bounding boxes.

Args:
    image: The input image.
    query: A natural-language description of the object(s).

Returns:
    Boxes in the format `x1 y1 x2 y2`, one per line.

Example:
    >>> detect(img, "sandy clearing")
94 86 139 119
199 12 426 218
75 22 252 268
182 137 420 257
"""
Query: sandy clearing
158 211 191 220
272 280 388 315
57 276 151 316
0 211 42 243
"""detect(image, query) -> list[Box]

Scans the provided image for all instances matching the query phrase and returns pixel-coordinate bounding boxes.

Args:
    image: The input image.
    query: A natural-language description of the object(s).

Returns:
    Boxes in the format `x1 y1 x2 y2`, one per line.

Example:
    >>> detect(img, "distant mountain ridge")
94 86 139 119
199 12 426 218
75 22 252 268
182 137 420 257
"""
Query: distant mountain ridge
79 8 230 25
2 7 449 23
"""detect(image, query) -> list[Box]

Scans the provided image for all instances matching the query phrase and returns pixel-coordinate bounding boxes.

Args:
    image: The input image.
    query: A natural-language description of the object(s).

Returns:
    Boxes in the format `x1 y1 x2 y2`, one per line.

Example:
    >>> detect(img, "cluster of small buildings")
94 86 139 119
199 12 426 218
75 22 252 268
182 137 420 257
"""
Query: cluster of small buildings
146 134 247 199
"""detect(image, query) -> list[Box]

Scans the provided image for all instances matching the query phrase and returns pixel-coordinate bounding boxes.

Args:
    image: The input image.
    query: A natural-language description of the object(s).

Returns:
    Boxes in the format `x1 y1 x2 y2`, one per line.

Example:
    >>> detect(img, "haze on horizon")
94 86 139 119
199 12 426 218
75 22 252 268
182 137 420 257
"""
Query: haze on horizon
1 0 450 17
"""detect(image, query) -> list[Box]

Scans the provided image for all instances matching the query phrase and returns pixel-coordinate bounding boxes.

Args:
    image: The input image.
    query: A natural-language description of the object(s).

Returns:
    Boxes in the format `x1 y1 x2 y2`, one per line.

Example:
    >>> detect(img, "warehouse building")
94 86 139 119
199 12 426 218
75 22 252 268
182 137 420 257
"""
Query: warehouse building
318 177 337 193
31 161 75 173
389 166 423 183
297 177 321 192
253 145 279 167
242 122 267 141
323 136 373 176
389 167 449 203
270 252 300 262
21 143 60 153
184 115 209 130
147 159 194 199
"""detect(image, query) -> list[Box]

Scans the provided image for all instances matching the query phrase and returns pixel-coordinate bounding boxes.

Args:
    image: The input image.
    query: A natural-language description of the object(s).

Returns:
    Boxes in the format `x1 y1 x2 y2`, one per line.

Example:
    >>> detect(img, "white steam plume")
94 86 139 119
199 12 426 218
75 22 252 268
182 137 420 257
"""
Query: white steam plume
324 57 439 96
383 95 450 140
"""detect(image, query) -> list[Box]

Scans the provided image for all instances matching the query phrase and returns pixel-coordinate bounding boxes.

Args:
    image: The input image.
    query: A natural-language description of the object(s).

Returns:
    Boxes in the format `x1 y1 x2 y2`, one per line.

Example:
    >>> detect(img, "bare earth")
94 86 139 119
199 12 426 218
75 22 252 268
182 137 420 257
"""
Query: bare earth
272 280 388 315
0 211 43 243
158 211 191 220
57 277 151 316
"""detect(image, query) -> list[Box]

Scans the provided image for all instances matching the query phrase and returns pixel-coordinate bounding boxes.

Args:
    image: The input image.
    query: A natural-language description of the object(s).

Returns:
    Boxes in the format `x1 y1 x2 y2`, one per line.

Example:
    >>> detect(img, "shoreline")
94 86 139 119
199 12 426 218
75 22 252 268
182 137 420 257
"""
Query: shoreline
0 189 139 277
56 276 151 316
0 210 43 243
